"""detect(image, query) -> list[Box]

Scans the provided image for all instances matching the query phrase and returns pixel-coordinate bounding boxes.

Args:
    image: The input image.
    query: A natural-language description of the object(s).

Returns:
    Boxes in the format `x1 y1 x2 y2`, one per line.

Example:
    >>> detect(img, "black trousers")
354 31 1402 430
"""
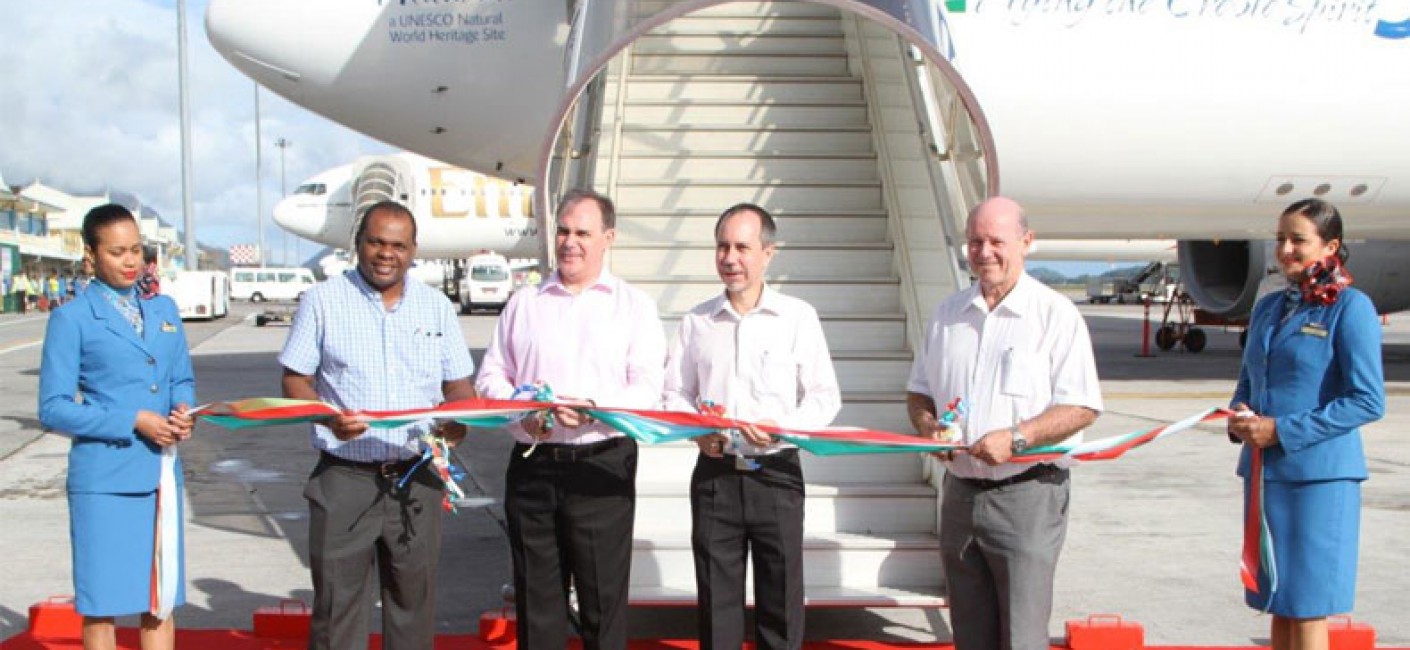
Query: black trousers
691 450 806 650
506 437 637 650
304 453 443 650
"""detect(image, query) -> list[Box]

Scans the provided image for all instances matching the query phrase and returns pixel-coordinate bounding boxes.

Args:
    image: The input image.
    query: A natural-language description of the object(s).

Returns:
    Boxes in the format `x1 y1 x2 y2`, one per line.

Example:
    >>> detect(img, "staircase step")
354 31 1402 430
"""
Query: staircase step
616 152 878 182
629 277 901 314
634 441 925 485
648 17 844 36
635 2 843 19
612 243 893 278
661 313 907 353
632 53 850 76
624 76 864 102
629 585 946 608
632 33 847 54
618 125 875 154
630 532 942 589
614 101 868 128
616 180 883 211
615 211 889 245
636 482 934 535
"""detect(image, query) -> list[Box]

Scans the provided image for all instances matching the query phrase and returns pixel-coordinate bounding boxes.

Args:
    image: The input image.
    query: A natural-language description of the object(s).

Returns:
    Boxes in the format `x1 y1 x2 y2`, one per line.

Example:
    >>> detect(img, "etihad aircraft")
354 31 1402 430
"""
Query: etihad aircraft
208 0 1410 318
273 152 539 260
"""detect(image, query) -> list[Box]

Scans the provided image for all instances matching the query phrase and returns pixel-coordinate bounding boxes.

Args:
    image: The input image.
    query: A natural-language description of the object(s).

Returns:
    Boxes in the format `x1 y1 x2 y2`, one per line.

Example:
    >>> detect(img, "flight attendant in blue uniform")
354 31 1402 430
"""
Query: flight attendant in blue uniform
1227 198 1385 650
38 204 196 650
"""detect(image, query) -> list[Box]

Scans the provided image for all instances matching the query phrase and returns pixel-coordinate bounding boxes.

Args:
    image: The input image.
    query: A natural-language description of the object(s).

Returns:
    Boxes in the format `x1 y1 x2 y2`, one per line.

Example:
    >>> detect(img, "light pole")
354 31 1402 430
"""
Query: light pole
254 85 264 266
274 137 291 265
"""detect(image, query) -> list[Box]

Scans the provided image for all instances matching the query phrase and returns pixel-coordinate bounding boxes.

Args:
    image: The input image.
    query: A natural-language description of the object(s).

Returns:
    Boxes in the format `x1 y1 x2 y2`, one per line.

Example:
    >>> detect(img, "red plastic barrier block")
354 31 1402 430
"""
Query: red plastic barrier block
28 596 83 639
479 609 517 646
1328 615 1375 650
253 599 312 639
1065 614 1144 650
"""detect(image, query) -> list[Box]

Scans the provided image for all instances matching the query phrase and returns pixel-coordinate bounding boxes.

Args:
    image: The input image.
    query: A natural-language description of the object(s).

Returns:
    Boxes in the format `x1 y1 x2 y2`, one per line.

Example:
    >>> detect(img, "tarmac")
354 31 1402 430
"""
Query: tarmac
1 299 1406 646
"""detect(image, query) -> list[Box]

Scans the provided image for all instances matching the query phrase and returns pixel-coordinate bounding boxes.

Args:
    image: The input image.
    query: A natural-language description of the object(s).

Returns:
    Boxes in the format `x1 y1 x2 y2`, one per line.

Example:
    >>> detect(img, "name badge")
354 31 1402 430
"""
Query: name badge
161 321 177 333
1299 323 1328 338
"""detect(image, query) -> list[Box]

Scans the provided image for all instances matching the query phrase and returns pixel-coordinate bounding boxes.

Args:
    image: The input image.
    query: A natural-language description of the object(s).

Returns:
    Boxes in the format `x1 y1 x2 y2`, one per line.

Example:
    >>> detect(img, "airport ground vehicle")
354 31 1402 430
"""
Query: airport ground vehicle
230 267 316 302
168 271 230 321
458 252 513 313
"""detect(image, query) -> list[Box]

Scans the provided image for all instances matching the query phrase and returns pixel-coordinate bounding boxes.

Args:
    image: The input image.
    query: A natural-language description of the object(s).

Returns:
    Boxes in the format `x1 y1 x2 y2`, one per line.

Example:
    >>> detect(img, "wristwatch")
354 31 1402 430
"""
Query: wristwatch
1010 428 1029 455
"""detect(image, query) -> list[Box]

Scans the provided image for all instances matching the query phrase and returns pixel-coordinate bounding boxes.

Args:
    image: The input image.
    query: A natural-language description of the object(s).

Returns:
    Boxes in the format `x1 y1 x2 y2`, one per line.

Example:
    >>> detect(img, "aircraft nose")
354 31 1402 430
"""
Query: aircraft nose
273 194 328 240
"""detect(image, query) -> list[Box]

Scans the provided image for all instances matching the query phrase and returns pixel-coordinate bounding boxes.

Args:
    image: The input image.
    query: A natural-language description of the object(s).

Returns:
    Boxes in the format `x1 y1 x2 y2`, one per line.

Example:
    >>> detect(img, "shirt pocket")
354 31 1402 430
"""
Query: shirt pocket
751 352 797 404
400 321 447 388
999 347 1035 398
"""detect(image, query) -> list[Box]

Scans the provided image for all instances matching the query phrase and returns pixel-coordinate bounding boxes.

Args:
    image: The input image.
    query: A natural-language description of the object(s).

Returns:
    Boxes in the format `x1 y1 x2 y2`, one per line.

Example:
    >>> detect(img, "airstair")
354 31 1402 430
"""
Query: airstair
570 1 988 610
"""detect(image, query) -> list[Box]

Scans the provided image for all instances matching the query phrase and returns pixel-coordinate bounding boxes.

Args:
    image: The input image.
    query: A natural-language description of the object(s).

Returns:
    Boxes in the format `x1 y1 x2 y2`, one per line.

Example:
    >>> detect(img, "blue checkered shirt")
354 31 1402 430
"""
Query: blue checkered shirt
278 270 475 462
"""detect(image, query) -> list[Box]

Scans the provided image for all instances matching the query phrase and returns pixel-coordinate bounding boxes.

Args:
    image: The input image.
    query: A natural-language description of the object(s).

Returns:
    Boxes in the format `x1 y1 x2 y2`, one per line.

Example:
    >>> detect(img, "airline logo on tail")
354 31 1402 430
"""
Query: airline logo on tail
941 0 1410 39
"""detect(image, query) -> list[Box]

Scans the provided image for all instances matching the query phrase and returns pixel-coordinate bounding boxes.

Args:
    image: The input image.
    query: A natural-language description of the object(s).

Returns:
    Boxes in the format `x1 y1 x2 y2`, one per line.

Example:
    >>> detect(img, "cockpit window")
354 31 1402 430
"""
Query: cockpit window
294 183 327 196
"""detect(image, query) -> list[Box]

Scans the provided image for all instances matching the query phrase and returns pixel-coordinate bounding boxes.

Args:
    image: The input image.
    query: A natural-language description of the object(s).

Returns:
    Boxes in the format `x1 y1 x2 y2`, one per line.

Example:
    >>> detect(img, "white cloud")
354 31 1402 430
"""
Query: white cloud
0 0 392 258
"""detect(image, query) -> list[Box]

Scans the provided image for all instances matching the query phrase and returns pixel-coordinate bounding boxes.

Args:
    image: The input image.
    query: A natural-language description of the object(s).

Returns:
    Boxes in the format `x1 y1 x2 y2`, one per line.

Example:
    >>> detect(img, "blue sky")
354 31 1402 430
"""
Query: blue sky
0 0 393 263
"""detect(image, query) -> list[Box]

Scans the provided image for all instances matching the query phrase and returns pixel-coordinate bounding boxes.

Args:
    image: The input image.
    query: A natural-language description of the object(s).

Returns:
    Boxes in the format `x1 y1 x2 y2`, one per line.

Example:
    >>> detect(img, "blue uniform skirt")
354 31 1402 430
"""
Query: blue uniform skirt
1244 478 1360 617
69 491 186 617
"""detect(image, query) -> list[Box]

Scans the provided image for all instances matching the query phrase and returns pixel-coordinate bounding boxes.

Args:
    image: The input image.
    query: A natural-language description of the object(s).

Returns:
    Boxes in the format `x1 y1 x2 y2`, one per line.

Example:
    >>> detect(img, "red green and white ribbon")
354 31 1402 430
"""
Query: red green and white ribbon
150 446 180 620
196 399 1261 590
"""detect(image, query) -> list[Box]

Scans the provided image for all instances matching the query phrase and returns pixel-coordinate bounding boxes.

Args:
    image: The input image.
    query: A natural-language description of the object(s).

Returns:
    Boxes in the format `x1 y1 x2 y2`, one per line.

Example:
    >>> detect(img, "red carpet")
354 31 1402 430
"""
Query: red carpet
2 632 1400 650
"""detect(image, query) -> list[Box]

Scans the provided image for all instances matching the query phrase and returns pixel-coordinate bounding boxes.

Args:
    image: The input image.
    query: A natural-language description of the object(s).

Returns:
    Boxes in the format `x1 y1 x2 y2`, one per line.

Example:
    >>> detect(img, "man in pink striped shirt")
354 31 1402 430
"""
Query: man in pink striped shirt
477 188 667 650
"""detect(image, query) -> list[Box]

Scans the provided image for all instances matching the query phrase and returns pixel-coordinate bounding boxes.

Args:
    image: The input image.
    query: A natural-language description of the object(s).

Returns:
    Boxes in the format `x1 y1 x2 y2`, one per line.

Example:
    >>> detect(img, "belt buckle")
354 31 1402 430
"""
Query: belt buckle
734 455 760 471
550 446 575 462
378 462 402 480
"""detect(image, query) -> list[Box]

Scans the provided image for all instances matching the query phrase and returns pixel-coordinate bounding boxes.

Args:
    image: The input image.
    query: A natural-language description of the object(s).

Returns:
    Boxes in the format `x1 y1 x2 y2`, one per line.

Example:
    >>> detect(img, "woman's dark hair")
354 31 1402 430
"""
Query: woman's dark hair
81 204 137 249
1282 198 1349 263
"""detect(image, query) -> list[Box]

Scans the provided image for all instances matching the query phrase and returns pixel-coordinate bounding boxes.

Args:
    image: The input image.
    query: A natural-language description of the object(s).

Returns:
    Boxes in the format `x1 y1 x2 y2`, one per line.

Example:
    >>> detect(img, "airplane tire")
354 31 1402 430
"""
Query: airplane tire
1155 326 1178 351
1239 329 1248 349
1184 328 1208 353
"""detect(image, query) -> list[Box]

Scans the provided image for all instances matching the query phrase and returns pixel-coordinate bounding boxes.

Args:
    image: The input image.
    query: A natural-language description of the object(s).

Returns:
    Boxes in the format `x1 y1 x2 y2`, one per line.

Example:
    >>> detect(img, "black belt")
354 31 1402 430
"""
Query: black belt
320 451 422 480
707 447 799 466
950 463 1065 490
515 436 625 462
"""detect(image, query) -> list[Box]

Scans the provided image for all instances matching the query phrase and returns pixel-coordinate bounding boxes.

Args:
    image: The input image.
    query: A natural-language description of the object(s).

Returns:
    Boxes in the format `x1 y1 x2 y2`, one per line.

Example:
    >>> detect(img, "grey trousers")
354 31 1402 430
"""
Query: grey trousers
304 455 443 650
940 467 1070 650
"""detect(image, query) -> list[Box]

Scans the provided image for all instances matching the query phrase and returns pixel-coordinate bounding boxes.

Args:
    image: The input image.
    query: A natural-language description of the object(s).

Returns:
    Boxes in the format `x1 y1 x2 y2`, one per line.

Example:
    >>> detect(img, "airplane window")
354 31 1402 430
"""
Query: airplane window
278 273 297 282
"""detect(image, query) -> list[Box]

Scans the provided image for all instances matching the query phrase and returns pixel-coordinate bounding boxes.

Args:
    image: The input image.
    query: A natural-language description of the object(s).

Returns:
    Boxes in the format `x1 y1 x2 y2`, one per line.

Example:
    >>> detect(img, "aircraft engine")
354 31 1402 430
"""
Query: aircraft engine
1178 239 1410 319
347 158 413 249
1176 240 1269 319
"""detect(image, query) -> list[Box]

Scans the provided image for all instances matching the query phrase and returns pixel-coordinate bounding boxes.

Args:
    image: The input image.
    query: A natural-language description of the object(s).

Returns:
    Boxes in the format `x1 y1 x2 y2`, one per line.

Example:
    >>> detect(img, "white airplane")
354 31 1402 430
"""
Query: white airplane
208 0 1410 318
273 152 540 260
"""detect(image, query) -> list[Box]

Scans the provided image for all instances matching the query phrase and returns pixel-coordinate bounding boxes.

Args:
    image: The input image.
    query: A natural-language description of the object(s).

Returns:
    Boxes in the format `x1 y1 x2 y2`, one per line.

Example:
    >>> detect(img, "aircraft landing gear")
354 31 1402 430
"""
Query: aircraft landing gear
1155 289 1208 353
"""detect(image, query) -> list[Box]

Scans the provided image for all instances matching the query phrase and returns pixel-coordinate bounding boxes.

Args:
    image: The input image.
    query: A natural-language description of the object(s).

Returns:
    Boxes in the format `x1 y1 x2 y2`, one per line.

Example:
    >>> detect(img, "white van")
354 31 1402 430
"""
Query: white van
230 267 316 302
169 271 230 320
459 252 512 313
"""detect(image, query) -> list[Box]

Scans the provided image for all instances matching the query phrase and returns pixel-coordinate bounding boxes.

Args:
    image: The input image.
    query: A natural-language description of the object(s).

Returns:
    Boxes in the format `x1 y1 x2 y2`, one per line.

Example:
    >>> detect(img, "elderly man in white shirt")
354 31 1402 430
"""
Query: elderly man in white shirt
906 197 1102 650
663 203 841 650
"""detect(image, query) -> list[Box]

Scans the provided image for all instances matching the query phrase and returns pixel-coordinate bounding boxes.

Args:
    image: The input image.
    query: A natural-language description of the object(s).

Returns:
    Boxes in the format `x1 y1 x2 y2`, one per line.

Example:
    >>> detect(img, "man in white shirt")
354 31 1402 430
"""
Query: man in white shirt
906 197 1102 650
663 203 841 650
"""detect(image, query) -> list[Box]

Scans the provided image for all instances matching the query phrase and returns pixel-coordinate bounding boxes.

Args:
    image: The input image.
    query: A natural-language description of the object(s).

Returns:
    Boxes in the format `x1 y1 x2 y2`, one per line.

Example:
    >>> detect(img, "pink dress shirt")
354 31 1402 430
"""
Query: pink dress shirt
476 269 667 445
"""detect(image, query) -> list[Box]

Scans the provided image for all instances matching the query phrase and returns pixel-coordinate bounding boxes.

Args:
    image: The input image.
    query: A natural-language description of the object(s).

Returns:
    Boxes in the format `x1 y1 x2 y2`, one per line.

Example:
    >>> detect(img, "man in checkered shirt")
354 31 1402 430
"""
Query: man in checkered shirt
280 201 477 650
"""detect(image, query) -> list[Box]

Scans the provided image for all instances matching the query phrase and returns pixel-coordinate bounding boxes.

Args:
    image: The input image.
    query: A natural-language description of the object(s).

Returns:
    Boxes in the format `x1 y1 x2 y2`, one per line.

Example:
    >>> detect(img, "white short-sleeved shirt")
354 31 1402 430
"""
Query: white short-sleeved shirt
907 273 1103 480
663 287 842 456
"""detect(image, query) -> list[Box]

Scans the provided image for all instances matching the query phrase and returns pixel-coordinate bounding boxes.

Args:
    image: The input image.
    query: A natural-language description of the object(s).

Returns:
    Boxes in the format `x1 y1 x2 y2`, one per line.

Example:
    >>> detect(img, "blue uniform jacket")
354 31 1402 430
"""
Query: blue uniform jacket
1233 286 1385 481
38 286 196 494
